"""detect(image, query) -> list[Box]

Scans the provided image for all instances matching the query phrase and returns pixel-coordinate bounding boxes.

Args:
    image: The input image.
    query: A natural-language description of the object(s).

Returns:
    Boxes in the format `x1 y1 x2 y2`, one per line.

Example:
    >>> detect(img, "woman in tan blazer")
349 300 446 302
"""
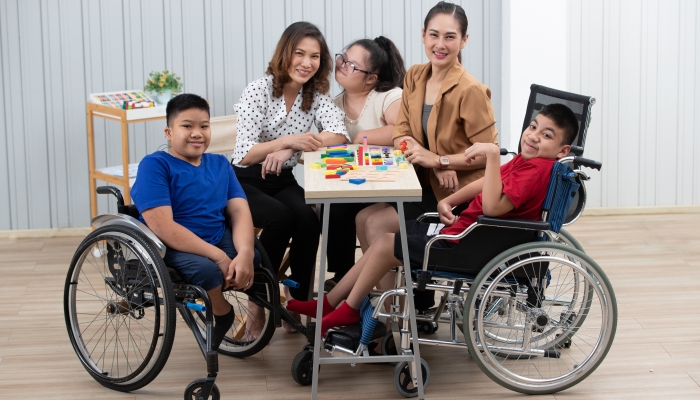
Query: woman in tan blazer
355 2 498 297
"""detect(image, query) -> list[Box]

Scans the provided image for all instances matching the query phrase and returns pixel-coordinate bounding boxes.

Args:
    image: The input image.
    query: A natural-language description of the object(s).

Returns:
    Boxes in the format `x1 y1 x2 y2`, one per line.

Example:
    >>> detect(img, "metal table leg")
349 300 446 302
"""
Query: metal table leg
311 201 330 400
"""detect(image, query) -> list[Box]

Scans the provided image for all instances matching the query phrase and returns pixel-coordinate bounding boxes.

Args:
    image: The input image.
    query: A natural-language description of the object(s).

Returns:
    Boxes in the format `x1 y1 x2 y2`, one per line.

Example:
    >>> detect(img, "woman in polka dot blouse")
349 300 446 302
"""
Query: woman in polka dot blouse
231 22 349 331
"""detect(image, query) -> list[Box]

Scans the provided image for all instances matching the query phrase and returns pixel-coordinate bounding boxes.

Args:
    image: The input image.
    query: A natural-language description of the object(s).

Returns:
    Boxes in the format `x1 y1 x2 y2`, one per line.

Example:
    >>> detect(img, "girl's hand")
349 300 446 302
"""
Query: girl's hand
433 168 459 194
437 200 457 226
261 149 295 178
283 132 323 152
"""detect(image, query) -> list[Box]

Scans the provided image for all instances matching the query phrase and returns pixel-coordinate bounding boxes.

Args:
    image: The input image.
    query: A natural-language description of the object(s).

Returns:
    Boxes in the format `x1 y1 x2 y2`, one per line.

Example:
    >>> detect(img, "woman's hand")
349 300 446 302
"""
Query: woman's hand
283 132 323 152
433 168 459 194
403 137 440 168
261 148 295 178
437 200 457 226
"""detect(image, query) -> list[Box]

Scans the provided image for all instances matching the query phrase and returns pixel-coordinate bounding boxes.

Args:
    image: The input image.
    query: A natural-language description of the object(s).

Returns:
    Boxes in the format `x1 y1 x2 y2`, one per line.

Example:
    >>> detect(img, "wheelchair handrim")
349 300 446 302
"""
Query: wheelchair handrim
65 231 170 385
466 243 617 392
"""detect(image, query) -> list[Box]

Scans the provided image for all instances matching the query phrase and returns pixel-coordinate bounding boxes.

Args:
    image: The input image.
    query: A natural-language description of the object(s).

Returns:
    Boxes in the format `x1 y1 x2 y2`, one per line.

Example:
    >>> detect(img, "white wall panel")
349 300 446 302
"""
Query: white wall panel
0 0 501 229
569 0 700 207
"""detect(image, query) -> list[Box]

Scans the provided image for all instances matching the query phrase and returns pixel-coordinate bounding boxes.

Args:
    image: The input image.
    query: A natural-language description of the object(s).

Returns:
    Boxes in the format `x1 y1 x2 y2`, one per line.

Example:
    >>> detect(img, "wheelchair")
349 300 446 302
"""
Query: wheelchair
399 154 616 395
290 153 616 397
64 186 311 399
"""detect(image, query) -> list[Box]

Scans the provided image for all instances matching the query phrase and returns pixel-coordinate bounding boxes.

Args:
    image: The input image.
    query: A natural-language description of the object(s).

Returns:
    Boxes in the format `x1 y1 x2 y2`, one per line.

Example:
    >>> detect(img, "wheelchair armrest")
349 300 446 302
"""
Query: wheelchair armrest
476 215 551 231
416 212 439 221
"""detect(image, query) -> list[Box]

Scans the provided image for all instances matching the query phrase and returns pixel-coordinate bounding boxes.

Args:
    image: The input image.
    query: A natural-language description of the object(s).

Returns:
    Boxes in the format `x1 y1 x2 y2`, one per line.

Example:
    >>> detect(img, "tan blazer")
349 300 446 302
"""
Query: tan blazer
392 61 498 201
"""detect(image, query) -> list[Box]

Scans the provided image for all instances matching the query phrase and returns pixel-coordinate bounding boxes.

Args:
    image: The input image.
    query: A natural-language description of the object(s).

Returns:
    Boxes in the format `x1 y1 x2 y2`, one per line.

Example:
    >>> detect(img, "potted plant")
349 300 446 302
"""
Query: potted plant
144 70 183 104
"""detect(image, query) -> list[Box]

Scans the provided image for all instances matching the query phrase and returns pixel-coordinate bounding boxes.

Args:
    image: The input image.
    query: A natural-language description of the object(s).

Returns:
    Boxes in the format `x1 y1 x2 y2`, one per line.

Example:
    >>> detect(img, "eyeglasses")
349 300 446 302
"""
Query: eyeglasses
335 53 372 75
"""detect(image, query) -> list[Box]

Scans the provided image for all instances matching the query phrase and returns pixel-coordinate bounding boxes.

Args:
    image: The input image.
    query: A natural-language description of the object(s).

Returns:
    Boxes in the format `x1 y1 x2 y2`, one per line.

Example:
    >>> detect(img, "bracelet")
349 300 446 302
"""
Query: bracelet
214 255 227 265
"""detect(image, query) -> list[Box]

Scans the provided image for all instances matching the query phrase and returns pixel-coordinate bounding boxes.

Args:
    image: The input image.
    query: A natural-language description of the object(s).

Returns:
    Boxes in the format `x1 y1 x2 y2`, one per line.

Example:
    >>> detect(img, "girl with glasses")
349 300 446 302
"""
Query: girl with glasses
324 36 406 291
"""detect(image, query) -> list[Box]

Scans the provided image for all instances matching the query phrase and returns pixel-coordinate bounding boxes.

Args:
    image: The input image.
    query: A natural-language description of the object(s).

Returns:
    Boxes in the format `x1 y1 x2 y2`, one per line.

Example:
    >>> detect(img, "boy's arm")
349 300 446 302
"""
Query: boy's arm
225 198 255 290
141 206 229 264
465 143 514 217
436 177 483 225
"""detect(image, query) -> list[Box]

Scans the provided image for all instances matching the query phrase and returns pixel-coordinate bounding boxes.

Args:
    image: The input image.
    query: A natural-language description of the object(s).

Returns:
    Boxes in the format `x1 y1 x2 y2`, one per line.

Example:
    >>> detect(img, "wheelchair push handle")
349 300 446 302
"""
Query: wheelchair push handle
573 157 602 171
569 145 584 156
96 186 125 207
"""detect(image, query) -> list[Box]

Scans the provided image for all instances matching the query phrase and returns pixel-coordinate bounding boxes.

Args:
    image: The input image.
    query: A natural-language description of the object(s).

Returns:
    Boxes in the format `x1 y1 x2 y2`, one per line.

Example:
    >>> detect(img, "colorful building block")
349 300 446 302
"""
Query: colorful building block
325 174 341 179
349 178 366 185
399 162 409 169
309 163 321 169
376 165 388 171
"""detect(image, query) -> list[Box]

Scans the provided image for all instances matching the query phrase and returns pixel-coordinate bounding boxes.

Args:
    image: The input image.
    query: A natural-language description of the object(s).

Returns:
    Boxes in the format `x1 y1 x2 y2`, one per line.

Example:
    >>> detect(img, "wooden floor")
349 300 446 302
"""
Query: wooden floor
0 213 699 399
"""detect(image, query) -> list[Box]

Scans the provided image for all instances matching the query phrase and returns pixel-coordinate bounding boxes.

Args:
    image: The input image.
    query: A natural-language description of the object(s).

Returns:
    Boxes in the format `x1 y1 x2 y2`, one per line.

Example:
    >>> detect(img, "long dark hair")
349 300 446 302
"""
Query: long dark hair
423 1 469 63
346 36 406 92
266 22 333 112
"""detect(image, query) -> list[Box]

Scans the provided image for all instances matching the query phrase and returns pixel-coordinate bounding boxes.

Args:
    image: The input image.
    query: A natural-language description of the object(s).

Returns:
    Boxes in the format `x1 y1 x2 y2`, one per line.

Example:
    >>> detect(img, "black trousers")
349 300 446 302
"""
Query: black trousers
326 179 439 278
326 203 372 276
233 164 319 300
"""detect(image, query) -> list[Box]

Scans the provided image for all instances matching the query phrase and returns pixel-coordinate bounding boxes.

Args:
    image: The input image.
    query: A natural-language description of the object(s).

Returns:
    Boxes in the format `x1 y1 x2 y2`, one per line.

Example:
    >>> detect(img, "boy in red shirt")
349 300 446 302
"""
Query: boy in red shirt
288 104 577 334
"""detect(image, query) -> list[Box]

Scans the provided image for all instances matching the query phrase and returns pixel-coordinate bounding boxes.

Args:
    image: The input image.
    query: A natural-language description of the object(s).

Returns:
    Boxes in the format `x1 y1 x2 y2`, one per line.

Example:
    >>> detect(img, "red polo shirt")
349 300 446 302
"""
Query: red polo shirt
440 154 555 239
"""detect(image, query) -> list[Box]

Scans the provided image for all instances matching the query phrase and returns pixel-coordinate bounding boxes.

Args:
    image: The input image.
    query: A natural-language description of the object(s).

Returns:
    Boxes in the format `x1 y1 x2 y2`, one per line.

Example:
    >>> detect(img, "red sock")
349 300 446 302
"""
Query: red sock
286 297 334 318
321 302 360 335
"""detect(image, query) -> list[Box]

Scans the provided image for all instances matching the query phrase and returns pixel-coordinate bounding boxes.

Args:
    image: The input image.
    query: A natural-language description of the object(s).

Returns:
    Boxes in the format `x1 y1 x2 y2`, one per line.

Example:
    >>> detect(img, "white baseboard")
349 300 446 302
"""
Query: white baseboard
1 204 699 238
0 227 91 239
582 205 700 216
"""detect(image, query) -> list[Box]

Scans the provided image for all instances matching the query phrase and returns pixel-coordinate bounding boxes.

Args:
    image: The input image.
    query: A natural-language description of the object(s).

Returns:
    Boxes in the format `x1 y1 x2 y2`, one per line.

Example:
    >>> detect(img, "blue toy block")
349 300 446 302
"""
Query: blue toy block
336 170 347 175
349 178 366 185
376 165 388 171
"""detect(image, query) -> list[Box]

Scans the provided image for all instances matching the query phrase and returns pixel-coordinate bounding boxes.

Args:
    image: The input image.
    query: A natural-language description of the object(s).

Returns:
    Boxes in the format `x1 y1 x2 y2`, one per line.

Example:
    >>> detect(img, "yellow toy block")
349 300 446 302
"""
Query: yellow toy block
324 170 338 175
399 162 409 169
352 165 359 170
309 164 321 169
394 149 403 156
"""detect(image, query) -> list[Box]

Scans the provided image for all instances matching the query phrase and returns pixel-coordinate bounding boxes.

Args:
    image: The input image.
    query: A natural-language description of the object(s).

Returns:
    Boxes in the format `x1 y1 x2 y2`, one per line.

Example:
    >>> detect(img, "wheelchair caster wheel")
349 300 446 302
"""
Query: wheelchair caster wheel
418 321 438 335
381 332 398 355
394 358 429 398
554 333 572 348
291 350 315 386
184 379 220 400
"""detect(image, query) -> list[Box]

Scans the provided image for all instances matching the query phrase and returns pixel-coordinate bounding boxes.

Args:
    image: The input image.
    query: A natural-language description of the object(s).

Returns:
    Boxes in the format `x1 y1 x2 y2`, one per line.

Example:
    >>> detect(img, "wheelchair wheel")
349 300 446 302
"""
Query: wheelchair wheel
291 349 315 386
184 379 220 400
555 228 584 252
393 358 429 398
64 225 176 392
193 239 276 358
464 242 616 394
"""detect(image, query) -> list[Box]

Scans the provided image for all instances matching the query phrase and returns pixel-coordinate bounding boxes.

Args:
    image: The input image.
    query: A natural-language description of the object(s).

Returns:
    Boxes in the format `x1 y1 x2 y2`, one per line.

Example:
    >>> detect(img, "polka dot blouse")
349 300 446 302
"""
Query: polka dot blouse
232 74 350 168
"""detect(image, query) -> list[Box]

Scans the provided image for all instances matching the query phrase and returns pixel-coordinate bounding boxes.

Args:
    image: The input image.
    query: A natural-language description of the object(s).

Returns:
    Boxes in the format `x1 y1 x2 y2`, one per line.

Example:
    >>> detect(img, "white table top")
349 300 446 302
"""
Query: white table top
303 145 422 201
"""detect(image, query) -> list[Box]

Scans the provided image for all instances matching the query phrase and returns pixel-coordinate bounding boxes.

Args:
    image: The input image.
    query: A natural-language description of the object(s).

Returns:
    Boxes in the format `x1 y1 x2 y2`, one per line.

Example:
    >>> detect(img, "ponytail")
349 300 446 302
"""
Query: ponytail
347 36 406 92
372 36 406 91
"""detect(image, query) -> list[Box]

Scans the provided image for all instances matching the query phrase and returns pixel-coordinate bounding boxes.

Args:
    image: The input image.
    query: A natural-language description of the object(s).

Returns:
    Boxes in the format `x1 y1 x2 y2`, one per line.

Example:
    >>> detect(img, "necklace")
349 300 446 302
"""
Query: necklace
344 90 372 125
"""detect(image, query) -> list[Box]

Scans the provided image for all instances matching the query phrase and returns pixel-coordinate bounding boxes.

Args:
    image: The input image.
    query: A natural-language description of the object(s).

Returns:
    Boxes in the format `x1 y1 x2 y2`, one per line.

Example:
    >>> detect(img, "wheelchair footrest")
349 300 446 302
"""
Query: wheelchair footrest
325 321 387 352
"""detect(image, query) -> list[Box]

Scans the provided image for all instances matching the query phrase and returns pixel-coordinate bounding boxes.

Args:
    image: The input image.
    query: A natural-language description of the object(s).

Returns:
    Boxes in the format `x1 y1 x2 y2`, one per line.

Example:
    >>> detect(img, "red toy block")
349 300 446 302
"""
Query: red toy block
325 174 341 179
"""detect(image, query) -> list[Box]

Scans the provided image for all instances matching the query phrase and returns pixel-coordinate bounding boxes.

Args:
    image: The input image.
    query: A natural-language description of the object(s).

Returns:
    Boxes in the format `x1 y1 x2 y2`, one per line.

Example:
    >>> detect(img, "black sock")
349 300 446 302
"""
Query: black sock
212 306 235 350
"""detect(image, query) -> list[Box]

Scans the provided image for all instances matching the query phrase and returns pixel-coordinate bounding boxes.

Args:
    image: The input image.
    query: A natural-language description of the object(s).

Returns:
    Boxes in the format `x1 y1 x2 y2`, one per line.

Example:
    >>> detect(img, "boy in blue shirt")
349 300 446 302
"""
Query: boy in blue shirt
132 93 259 349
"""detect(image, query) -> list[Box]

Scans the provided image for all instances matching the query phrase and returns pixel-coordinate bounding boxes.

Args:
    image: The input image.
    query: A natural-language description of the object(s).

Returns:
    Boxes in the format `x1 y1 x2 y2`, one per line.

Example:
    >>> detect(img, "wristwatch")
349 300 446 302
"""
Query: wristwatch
440 155 450 169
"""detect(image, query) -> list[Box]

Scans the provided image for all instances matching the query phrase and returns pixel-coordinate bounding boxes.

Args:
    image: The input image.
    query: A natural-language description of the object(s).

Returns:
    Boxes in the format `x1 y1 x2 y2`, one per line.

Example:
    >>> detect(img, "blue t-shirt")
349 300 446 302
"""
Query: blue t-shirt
132 151 247 245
